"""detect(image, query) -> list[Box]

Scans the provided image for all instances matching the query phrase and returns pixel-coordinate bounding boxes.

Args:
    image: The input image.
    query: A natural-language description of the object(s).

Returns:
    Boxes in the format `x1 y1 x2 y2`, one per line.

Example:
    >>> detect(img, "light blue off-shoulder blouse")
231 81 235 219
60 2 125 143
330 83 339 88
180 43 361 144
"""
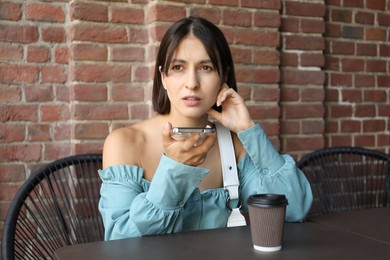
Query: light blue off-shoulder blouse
98 124 313 240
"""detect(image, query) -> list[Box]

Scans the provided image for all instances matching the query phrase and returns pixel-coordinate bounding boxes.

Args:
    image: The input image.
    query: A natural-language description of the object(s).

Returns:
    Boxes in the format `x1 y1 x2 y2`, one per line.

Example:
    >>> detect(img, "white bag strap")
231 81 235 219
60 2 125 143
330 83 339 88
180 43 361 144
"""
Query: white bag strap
215 122 246 227
215 122 239 200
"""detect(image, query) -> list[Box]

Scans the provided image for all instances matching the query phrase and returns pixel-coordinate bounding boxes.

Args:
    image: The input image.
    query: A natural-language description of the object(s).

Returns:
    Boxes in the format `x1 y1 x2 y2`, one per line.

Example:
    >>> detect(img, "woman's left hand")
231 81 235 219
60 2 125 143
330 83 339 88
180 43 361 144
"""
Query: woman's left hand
207 84 255 133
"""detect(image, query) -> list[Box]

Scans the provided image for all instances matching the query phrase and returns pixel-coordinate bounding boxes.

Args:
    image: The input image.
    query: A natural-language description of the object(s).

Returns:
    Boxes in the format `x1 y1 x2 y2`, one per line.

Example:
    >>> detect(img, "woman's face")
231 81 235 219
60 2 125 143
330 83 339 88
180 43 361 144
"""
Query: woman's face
161 35 222 121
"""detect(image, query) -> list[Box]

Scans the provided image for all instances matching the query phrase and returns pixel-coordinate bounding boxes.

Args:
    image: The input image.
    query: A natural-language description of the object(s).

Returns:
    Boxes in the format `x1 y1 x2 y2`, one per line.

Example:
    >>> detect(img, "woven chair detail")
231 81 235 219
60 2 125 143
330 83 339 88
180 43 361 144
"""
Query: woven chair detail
297 147 390 216
2 154 104 260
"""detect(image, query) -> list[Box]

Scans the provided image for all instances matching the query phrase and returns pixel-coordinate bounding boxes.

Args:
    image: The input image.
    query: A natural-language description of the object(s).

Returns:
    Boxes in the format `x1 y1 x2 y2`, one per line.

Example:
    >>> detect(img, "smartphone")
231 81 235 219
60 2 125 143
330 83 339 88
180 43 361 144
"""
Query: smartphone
171 127 216 142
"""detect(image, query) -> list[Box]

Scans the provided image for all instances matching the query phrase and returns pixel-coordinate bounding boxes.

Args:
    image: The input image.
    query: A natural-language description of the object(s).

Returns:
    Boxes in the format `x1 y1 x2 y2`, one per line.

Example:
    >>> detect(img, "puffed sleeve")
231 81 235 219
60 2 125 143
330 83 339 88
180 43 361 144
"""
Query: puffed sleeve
98 154 208 240
237 124 313 222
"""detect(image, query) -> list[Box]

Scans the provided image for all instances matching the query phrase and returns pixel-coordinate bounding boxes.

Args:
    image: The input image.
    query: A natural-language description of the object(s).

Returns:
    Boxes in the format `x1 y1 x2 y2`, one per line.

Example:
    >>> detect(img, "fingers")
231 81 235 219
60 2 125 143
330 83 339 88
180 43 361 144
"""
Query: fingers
216 84 228 106
162 123 216 166
182 133 215 150
200 133 217 148
181 134 201 150
216 84 236 107
185 134 216 166
162 122 174 147
207 108 221 121
163 122 201 149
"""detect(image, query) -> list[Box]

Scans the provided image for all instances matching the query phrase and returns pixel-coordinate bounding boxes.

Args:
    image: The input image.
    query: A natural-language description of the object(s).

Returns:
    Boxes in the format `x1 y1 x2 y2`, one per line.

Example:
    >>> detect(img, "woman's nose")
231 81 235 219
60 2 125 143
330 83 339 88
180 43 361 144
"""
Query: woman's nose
185 69 199 89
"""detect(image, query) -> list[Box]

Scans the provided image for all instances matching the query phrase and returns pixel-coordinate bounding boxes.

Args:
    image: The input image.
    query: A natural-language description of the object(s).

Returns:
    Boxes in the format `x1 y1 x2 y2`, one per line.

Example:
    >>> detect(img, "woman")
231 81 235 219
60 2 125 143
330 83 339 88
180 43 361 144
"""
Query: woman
99 16 313 240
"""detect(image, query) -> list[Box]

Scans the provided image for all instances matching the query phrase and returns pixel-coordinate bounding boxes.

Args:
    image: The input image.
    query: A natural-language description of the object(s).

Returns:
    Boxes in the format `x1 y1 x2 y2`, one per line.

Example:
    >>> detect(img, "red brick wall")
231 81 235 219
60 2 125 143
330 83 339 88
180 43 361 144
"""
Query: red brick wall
324 0 390 151
280 0 327 158
0 0 389 245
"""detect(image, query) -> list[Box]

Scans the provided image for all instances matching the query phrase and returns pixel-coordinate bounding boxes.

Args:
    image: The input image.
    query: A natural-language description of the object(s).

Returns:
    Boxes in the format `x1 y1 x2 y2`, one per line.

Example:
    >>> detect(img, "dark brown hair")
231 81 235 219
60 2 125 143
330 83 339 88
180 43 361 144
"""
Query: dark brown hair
152 16 237 114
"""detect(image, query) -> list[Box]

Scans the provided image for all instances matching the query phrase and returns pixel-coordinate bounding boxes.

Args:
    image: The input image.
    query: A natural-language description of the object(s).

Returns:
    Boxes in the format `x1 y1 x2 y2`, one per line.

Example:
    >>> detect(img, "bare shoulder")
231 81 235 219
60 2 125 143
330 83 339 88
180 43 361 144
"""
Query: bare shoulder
102 123 147 169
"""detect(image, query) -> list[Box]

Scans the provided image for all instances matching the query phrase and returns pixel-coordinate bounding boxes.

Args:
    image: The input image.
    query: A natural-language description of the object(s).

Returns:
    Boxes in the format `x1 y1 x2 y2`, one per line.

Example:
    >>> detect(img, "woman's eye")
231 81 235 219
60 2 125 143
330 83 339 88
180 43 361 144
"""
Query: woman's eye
200 65 213 71
171 65 182 71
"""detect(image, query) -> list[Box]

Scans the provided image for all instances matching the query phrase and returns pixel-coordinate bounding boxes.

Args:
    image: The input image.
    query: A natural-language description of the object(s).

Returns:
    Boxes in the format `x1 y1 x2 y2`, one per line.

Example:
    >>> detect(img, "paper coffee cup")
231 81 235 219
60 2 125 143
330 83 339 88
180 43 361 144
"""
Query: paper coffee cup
247 194 288 252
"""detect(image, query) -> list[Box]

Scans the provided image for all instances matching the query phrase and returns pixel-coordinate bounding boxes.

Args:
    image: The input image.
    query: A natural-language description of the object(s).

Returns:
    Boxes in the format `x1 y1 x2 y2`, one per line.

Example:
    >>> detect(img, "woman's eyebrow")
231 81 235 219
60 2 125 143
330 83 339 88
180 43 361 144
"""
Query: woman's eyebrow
199 59 213 64
171 58 186 64
171 58 213 64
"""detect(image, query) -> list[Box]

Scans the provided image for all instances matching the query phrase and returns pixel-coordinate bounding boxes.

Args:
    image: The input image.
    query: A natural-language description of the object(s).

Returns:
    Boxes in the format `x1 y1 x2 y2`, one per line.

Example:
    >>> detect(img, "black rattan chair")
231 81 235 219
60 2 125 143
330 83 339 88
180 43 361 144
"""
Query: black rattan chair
297 147 390 216
2 154 104 260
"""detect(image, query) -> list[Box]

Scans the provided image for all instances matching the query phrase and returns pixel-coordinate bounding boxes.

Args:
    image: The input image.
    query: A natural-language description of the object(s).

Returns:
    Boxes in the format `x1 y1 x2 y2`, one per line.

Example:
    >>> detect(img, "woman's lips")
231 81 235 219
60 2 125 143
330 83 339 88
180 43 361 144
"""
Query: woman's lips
182 96 201 106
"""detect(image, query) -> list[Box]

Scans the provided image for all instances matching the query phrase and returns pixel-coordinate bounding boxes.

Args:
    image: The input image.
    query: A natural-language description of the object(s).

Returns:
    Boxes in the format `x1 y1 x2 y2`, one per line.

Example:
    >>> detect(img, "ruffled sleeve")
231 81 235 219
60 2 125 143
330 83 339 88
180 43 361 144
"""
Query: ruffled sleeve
237 124 313 222
98 154 208 240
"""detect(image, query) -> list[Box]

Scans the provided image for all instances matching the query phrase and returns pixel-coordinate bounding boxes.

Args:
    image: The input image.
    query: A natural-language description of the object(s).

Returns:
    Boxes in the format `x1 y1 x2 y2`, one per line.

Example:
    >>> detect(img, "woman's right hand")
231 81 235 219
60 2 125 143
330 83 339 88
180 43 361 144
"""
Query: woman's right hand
162 123 216 166
207 84 255 133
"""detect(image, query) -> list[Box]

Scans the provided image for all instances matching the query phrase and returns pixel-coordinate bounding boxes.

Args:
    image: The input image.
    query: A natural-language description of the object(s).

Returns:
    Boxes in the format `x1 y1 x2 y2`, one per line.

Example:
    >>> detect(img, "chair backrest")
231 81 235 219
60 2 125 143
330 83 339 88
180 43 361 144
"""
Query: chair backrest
2 154 104 260
297 147 390 216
